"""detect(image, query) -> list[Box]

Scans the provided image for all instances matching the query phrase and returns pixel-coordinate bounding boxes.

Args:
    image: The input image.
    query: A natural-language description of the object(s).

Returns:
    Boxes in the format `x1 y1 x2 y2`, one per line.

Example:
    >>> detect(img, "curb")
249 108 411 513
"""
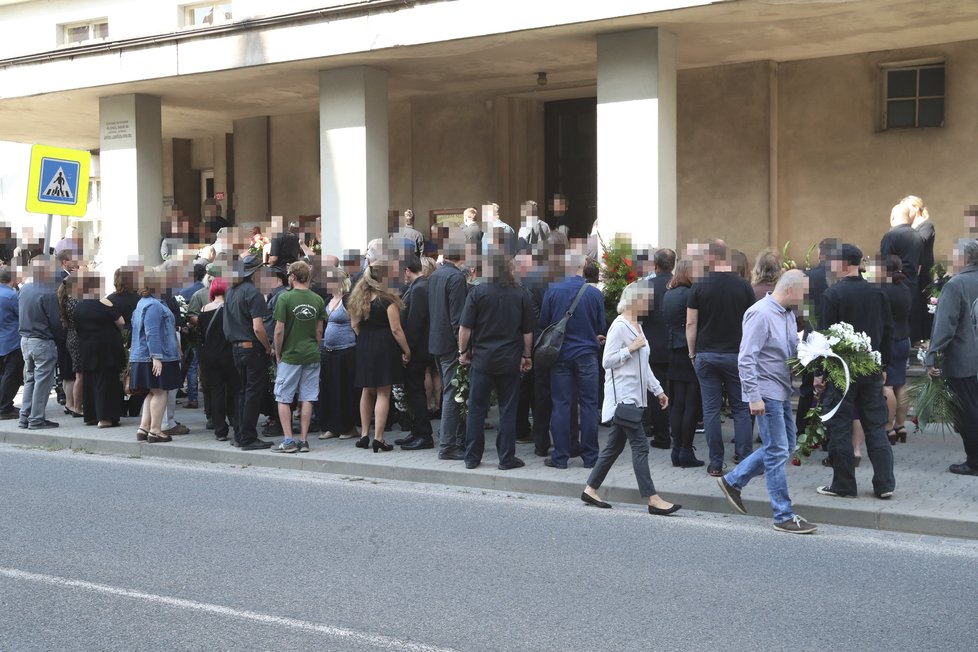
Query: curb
3 428 976 540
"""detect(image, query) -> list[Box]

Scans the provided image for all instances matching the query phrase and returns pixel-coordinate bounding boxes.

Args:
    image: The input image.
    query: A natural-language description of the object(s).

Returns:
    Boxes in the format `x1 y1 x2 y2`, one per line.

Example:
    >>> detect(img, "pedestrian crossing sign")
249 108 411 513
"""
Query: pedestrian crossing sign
26 144 91 217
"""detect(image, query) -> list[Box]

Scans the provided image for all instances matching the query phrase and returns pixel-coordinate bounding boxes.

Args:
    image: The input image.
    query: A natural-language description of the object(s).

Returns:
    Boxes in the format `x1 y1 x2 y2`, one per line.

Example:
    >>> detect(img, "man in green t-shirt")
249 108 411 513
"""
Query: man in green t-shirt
271 261 326 453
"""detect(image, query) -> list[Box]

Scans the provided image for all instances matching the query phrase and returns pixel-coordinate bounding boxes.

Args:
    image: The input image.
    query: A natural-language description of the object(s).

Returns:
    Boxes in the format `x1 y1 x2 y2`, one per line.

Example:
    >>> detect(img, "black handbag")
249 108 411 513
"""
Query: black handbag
611 322 646 429
533 283 590 369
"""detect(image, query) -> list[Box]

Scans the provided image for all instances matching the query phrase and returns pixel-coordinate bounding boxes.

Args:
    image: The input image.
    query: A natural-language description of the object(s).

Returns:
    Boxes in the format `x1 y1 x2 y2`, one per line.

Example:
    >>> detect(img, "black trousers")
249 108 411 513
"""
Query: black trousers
946 376 978 468
669 378 700 449
464 368 521 466
318 347 359 434
516 369 534 436
645 362 670 441
81 366 123 424
232 344 267 445
532 365 553 455
0 347 23 413
205 355 239 439
402 358 433 437
824 378 895 496
795 372 816 437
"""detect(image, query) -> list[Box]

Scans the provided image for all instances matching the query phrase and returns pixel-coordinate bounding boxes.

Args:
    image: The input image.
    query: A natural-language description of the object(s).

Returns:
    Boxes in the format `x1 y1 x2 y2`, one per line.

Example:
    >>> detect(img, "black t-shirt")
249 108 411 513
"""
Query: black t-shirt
269 232 300 265
459 282 535 374
880 224 923 287
223 278 270 344
687 271 756 354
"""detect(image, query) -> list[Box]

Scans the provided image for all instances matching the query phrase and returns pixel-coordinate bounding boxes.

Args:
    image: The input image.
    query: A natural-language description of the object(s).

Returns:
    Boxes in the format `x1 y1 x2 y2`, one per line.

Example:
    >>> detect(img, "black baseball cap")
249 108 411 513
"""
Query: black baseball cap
830 243 863 266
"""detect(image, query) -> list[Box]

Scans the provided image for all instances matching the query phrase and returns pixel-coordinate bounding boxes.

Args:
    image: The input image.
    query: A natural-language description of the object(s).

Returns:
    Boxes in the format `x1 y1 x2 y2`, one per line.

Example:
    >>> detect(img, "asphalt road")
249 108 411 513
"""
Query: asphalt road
0 444 974 652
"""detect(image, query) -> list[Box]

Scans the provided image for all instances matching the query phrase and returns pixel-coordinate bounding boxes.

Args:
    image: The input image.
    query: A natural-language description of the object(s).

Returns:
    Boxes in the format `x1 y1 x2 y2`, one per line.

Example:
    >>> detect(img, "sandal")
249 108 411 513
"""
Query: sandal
146 431 172 443
887 429 899 445
894 426 907 443
136 427 149 442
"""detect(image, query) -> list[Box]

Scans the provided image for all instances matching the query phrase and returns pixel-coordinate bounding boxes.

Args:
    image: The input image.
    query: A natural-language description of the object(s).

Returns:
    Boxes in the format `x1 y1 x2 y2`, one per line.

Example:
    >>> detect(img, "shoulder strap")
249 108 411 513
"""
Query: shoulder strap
204 305 223 342
564 282 590 319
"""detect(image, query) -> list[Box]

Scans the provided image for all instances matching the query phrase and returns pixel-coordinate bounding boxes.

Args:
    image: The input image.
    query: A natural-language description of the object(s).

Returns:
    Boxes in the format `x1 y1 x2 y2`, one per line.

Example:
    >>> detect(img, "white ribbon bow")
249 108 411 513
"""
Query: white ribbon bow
797 331 850 421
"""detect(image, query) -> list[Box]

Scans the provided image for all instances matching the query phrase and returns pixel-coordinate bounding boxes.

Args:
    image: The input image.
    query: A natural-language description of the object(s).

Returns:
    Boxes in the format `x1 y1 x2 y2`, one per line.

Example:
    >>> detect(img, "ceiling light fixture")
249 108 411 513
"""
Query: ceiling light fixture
536 71 548 86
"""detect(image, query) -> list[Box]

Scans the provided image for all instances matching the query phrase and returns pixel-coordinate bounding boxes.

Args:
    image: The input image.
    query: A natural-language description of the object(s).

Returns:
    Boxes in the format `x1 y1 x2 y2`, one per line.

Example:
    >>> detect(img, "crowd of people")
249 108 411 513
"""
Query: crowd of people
1 192 976 534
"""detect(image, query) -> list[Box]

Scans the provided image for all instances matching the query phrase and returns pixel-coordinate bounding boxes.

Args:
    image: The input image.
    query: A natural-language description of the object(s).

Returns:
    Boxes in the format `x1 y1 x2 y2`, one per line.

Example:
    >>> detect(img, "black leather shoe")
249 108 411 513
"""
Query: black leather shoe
439 448 465 460
650 439 671 450
402 437 434 450
949 462 978 476
498 457 525 470
464 460 480 469
648 503 682 516
581 492 612 509
544 458 567 470
394 435 416 446
241 440 273 450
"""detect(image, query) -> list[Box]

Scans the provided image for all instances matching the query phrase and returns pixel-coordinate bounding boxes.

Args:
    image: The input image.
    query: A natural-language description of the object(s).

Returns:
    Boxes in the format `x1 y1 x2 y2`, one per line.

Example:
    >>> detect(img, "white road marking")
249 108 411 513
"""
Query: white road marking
0 566 458 652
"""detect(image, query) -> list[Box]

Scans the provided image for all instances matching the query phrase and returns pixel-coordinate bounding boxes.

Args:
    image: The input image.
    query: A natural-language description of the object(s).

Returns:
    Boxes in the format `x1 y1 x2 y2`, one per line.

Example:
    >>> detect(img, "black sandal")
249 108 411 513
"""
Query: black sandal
894 426 907 443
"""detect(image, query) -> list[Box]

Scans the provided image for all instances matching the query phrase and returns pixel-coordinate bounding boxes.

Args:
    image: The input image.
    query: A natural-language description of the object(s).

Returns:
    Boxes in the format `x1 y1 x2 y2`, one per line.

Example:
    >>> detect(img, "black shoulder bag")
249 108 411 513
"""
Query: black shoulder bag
610 322 646 429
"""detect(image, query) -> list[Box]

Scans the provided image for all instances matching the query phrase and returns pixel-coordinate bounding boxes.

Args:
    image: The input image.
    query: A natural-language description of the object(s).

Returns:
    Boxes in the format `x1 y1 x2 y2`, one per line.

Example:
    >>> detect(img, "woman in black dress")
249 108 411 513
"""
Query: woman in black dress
74 272 126 427
57 275 83 418
905 195 935 344
661 260 704 468
197 276 237 442
348 264 411 452
878 255 913 444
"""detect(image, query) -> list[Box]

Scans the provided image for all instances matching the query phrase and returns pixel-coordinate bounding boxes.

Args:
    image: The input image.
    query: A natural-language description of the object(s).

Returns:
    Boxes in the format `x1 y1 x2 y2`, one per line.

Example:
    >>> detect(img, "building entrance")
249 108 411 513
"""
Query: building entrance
544 97 596 238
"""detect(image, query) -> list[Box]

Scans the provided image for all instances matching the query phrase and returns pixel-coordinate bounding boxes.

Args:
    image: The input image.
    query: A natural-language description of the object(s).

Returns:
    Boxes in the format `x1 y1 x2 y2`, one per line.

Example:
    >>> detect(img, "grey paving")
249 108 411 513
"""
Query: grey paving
1 445 977 651
1 390 976 539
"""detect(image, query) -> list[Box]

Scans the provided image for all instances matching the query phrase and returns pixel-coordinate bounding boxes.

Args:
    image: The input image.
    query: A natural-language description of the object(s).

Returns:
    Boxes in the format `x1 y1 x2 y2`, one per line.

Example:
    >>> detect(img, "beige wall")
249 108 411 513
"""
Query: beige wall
777 41 977 267
677 60 772 257
269 112 321 218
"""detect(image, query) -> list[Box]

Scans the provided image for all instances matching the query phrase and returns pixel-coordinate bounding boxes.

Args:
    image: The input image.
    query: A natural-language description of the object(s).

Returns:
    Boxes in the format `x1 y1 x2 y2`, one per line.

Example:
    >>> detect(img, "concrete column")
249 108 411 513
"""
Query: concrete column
232 116 270 223
99 93 163 274
597 28 677 249
319 66 389 255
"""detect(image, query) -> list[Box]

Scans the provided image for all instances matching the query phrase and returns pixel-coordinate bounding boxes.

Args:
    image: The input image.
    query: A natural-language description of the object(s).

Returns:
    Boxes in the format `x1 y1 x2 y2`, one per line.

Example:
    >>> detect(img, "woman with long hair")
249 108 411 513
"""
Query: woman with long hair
904 195 935 344
348 264 411 452
661 260 704 467
317 267 360 440
129 267 182 443
57 274 83 418
751 248 782 300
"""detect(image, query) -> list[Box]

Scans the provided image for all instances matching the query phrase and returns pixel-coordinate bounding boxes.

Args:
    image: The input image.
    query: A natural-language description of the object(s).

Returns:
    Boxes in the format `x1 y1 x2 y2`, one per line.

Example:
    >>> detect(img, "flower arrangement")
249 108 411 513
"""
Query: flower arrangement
906 350 955 434
249 233 269 257
599 234 638 325
924 262 951 314
451 362 470 418
392 384 414 419
788 322 881 462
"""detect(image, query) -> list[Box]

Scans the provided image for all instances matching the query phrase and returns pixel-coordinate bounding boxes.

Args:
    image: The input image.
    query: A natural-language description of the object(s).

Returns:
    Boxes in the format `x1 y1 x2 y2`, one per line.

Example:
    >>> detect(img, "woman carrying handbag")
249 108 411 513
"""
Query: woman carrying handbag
581 283 681 516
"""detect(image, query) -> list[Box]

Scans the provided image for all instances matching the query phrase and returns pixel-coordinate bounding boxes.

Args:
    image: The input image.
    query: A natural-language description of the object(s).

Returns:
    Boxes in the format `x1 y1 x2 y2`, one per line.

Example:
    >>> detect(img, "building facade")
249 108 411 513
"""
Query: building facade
1 0 976 274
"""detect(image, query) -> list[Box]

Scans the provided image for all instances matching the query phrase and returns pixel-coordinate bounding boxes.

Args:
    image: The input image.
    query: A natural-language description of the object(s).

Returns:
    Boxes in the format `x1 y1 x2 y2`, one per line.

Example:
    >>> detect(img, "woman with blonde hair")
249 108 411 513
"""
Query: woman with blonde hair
903 195 936 343
348 264 411 452
751 248 782 300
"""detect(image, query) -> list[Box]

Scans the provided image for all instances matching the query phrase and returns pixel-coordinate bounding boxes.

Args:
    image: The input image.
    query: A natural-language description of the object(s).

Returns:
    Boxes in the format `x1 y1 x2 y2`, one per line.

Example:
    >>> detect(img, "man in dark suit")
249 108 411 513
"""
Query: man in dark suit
397 256 433 449
640 248 675 449
428 238 469 460
925 238 978 476
816 243 895 499
880 203 923 291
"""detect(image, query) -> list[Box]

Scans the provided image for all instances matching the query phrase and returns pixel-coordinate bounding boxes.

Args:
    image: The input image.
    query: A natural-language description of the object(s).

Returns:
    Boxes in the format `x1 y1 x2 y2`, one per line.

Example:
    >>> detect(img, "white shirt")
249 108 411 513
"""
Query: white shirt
601 315 664 422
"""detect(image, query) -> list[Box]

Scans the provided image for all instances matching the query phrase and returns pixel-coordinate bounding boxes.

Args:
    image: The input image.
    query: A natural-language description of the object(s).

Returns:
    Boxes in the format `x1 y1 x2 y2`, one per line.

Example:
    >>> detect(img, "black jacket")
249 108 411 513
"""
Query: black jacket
639 272 673 365
402 276 430 361
427 261 468 356
880 224 923 288
820 275 893 380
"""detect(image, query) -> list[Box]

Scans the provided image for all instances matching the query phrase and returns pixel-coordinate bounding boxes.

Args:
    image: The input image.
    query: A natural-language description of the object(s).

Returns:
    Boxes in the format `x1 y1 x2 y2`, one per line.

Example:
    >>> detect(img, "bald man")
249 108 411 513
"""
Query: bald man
880 203 923 290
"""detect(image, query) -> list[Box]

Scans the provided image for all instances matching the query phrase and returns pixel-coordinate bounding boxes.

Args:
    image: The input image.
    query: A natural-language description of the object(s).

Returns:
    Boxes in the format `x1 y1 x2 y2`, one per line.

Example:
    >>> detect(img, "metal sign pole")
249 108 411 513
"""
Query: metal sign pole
44 213 53 255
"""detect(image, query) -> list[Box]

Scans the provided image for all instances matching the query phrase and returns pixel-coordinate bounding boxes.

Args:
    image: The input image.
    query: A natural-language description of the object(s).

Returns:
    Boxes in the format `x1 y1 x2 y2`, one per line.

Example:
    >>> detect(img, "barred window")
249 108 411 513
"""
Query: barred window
883 63 945 129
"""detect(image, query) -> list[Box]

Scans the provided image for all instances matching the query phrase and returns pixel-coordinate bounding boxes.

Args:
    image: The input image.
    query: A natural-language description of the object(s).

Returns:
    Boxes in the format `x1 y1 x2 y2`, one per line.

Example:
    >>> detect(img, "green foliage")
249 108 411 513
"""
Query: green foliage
599 234 639 325
793 402 826 462
451 362 470 419
905 374 956 435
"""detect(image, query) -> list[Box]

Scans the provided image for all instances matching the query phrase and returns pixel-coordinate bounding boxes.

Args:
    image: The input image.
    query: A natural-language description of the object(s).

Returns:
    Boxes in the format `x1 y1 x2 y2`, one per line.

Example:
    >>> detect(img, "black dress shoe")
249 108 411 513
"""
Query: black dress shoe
648 503 682 516
394 435 417 446
498 457 525 470
544 458 567 470
401 437 434 451
464 461 480 469
650 439 671 450
534 448 549 457
949 462 978 476
241 440 273 450
581 492 612 509
438 448 465 460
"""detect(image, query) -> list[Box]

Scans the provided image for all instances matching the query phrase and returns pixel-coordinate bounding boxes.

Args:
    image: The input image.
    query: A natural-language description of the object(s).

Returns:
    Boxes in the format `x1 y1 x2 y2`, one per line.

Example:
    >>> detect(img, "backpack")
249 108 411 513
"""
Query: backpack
533 283 589 369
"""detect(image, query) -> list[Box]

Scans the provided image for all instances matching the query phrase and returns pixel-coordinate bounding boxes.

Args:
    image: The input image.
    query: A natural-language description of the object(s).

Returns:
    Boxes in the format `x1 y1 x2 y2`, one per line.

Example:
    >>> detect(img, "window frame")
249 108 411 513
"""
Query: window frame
59 18 109 47
881 58 946 131
180 2 233 29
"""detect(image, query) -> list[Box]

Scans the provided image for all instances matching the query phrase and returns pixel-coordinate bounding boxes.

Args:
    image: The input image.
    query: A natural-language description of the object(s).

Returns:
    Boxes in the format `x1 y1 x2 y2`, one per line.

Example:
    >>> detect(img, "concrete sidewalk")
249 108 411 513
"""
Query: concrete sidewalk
2 394 976 539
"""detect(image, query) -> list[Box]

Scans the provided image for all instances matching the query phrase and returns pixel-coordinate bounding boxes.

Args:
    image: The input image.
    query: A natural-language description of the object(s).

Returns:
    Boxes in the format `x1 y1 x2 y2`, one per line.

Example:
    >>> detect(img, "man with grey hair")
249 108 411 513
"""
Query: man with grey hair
18 258 64 429
717 270 817 533
925 238 978 476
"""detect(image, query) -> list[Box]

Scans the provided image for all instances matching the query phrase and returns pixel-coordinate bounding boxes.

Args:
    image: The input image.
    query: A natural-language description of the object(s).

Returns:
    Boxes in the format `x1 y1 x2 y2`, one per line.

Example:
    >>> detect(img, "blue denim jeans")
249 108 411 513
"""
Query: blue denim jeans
723 398 796 523
185 348 199 402
694 351 752 467
550 355 599 466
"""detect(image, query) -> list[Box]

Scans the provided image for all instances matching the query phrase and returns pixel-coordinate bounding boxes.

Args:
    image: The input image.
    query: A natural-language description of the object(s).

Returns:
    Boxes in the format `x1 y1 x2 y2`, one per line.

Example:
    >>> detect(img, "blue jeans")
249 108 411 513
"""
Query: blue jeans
694 352 752 467
185 348 199 401
723 398 796 523
550 355 599 466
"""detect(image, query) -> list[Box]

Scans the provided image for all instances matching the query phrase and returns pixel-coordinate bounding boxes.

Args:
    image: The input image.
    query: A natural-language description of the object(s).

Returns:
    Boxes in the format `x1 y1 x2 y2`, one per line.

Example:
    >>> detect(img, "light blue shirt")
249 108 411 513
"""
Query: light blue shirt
738 294 797 403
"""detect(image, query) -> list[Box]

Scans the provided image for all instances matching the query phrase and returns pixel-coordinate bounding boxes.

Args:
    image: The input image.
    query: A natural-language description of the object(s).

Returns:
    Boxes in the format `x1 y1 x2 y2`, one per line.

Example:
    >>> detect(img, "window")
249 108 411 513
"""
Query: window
182 2 232 28
883 62 945 129
60 19 109 45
